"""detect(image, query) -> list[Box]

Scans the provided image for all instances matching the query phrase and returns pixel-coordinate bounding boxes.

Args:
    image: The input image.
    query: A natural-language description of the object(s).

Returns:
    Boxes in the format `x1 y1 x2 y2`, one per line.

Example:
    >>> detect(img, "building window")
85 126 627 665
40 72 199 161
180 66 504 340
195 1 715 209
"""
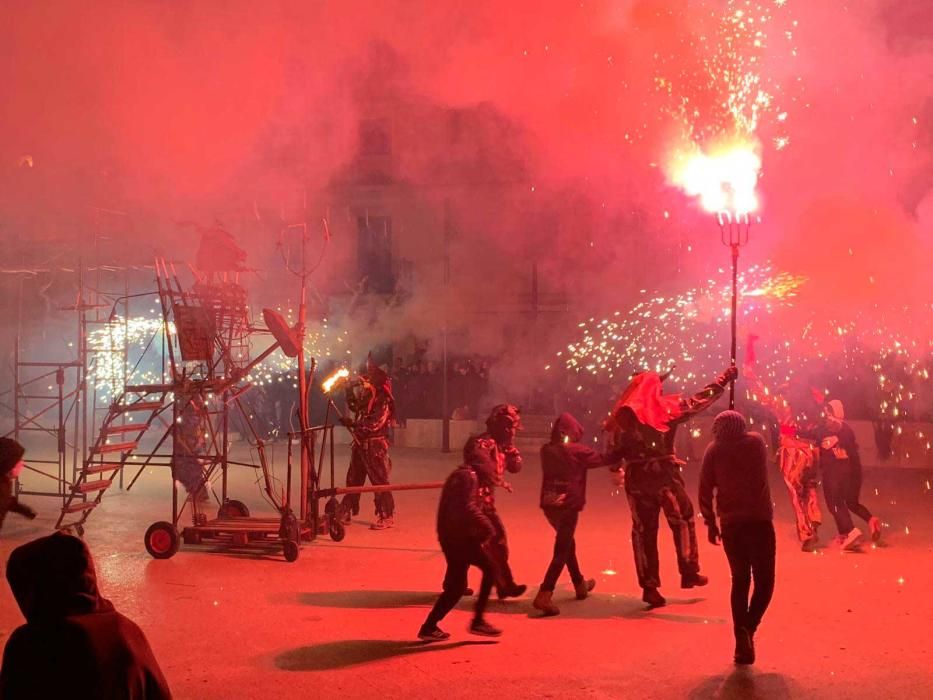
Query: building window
358 119 391 157
357 216 394 293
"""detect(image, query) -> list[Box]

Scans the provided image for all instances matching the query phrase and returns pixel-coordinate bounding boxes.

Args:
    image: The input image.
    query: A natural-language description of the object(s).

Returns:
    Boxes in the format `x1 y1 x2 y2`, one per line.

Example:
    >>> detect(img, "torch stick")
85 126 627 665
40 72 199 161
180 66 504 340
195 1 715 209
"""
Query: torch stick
718 211 751 409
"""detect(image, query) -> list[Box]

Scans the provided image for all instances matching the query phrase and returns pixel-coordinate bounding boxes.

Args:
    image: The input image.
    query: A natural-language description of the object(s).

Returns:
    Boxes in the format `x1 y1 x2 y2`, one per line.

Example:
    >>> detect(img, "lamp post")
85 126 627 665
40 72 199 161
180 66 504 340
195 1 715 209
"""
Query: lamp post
717 210 751 409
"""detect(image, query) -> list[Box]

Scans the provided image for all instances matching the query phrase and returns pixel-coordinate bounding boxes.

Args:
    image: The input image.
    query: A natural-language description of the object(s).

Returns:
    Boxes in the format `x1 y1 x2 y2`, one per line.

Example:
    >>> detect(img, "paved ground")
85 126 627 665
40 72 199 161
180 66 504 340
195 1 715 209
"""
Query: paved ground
2 444 932 699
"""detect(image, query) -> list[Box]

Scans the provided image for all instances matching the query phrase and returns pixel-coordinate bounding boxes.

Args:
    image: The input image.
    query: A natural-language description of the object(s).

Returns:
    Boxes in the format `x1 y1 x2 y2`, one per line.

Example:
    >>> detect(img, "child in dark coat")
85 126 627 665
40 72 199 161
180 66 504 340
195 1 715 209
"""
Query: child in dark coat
533 413 621 616
699 410 775 665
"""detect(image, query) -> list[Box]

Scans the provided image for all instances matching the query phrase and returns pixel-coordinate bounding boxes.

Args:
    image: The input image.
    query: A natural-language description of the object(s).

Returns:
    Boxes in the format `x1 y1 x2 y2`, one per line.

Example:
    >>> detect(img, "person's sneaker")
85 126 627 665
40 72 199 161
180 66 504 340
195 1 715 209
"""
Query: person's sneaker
532 589 560 616
733 627 755 665
418 624 450 642
574 578 597 600
496 583 527 600
680 573 709 588
642 587 666 609
841 527 864 551
463 587 474 597
370 516 394 530
868 516 882 542
469 619 502 637
339 507 352 525
801 537 818 552
21 505 38 520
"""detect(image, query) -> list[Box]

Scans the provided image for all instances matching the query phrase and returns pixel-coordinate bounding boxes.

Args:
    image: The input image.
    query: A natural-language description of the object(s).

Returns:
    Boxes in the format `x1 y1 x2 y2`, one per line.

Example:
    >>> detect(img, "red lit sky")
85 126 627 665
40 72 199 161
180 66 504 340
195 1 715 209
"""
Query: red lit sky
1 1 930 321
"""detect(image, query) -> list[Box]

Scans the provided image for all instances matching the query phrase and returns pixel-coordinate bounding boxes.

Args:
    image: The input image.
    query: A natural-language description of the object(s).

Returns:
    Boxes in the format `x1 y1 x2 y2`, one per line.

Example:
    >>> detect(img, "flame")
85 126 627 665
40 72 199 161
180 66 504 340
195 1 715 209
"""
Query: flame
322 367 350 393
670 141 761 214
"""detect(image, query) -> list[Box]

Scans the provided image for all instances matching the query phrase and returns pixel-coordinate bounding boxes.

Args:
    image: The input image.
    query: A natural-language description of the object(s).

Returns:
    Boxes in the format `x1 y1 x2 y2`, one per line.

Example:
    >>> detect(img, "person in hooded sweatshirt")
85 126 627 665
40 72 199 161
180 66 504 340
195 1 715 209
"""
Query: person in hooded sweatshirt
799 399 881 550
0 438 37 531
0 531 172 699
418 439 503 642
532 413 622 616
698 410 775 666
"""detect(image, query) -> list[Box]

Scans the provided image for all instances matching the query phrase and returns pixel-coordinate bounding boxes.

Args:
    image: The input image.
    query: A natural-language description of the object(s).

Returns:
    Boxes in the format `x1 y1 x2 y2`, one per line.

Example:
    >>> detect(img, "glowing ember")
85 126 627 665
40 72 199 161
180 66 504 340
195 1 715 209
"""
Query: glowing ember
322 368 350 394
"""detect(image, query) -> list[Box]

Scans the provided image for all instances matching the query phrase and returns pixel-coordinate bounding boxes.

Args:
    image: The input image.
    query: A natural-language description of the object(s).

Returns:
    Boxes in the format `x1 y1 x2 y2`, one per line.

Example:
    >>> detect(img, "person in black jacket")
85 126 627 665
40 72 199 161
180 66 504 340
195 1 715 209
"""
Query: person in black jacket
418 440 504 641
0 531 172 699
800 399 880 550
532 413 621 616
0 438 38 530
699 410 775 666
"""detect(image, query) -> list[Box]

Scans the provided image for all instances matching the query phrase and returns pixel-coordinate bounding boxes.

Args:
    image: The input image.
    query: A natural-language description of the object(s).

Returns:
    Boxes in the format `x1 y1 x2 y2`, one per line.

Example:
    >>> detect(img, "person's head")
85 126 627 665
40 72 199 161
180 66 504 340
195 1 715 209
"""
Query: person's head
6 531 107 622
485 404 522 445
551 413 584 444
824 399 845 430
463 436 498 484
0 437 26 479
712 410 748 442
614 406 640 433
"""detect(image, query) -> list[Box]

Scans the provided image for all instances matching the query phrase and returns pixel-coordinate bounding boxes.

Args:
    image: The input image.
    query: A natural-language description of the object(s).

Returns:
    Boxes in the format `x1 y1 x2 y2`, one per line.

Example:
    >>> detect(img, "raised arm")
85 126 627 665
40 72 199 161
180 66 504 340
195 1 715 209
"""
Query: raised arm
674 366 737 424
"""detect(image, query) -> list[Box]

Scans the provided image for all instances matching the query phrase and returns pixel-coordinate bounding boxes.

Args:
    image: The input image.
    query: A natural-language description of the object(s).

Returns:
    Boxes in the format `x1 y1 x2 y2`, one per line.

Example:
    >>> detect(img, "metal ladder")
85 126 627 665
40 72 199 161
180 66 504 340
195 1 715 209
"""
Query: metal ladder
56 387 168 533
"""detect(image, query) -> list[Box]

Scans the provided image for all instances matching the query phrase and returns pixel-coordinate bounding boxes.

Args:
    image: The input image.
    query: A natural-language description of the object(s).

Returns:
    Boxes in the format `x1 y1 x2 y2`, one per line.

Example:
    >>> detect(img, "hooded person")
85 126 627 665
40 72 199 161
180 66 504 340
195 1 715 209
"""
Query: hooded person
0 437 37 530
418 439 503 641
604 365 737 609
460 404 526 599
0 531 171 699
799 399 881 550
339 354 396 530
698 410 775 665
532 413 623 617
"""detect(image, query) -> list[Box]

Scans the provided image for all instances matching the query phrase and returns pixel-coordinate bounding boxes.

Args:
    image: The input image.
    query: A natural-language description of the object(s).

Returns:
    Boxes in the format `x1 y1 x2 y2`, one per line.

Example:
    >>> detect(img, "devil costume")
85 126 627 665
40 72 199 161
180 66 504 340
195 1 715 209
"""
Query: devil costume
340 358 396 529
461 404 526 598
744 350 822 550
1 532 171 699
604 366 736 607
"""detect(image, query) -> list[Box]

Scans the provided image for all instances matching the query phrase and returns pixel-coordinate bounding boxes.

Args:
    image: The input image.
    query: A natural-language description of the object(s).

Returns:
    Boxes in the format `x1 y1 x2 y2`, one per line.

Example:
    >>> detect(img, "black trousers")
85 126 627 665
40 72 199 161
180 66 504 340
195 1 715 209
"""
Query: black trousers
721 521 776 633
846 460 873 524
424 540 495 627
822 461 855 535
341 438 394 518
485 508 518 593
541 507 583 592
625 469 700 589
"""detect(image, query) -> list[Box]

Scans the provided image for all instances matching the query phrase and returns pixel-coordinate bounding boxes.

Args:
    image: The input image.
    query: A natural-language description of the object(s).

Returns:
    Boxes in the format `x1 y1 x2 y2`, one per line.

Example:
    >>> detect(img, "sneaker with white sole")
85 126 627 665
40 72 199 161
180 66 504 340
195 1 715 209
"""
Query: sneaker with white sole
841 527 864 551
370 516 394 530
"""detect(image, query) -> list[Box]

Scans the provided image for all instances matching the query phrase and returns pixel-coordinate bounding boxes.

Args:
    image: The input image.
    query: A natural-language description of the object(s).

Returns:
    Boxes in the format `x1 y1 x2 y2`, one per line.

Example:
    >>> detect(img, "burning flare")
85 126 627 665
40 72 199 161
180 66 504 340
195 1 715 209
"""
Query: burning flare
321 367 350 394
670 141 762 214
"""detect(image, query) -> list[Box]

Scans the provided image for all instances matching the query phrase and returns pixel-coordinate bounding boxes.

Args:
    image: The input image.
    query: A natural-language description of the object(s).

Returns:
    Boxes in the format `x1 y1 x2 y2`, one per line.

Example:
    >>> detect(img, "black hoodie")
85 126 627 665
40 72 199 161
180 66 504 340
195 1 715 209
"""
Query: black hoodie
0 532 172 699
698 411 773 527
539 413 620 511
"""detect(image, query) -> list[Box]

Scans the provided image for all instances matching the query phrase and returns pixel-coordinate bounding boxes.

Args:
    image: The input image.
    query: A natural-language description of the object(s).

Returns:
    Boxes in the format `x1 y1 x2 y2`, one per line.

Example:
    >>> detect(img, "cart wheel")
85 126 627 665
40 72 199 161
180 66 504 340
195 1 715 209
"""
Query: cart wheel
329 519 346 542
283 540 300 562
145 521 180 559
218 499 250 519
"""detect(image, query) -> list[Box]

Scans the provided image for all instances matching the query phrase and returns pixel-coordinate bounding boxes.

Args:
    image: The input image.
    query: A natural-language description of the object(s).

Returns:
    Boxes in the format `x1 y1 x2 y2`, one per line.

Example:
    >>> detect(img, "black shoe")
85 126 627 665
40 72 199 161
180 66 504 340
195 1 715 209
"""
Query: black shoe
681 573 709 589
734 627 755 664
21 505 38 520
642 587 666 609
574 578 597 600
469 619 502 637
496 583 527 600
463 587 474 597
418 625 451 642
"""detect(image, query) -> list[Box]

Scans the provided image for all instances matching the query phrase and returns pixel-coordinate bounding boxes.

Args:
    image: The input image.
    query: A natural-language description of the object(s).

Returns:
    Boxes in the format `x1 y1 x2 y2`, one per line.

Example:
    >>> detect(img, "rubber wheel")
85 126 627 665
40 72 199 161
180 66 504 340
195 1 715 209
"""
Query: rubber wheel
218 499 250 519
329 519 346 542
283 540 300 562
145 521 180 559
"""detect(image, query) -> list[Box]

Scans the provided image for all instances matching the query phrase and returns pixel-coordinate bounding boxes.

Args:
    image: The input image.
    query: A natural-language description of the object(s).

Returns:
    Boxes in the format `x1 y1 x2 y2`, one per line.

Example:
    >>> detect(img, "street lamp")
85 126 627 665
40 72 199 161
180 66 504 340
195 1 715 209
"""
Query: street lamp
717 210 751 409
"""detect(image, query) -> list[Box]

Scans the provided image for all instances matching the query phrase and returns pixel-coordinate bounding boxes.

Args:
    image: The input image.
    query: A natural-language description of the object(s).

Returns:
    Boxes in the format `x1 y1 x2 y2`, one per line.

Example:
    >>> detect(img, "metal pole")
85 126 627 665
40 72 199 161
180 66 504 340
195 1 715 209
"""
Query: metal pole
296 224 312 522
730 244 738 409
